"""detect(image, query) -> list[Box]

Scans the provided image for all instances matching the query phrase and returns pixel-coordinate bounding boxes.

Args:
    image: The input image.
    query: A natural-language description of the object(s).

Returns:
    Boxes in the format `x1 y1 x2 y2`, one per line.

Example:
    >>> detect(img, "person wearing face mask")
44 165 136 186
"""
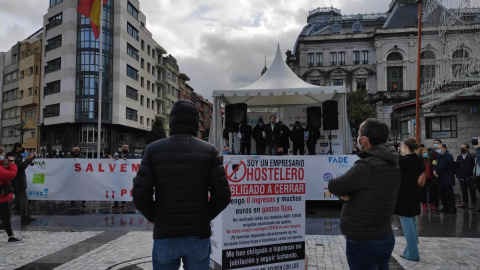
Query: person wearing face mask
455 143 476 209
274 121 291 156
0 147 24 243
428 139 442 209
69 147 87 208
433 144 456 213
290 121 305 155
417 148 435 210
252 118 268 155
239 122 253 155
328 119 401 270
113 145 134 208
5 143 36 223
395 138 425 261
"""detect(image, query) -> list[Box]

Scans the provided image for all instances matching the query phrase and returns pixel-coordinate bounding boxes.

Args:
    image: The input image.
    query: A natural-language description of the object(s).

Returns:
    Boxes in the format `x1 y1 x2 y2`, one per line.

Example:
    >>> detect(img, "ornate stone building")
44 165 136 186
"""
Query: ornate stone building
287 0 480 153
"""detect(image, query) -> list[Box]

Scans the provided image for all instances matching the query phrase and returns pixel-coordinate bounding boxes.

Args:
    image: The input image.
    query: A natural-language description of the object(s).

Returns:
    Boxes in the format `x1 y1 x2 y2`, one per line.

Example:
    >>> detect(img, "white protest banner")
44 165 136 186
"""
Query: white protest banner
25 159 140 201
210 155 306 270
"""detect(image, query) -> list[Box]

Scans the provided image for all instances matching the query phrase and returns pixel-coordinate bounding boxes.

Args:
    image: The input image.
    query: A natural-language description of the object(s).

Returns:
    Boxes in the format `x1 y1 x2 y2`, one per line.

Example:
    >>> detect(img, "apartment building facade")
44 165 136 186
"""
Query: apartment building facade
40 0 167 157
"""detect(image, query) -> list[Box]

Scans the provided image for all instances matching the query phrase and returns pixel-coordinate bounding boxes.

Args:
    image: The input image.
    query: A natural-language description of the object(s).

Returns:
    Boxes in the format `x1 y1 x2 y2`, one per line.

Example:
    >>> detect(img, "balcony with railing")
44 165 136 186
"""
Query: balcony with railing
367 90 417 102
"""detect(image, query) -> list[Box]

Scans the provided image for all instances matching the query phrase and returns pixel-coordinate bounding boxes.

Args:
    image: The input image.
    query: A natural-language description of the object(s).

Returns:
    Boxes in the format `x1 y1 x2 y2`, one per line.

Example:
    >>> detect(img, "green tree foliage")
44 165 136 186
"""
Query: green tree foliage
147 117 167 144
347 89 377 133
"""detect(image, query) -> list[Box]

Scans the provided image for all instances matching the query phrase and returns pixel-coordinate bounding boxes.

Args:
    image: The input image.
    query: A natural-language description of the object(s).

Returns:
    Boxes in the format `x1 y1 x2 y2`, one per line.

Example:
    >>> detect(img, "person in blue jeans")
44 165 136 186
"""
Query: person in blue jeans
395 138 426 261
328 119 401 270
132 100 231 270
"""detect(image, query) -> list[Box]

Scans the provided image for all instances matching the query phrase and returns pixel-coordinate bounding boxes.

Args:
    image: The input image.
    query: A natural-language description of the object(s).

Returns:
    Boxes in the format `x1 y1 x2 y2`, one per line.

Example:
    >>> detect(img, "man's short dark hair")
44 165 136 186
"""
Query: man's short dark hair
434 139 442 143
13 142 22 150
462 143 470 149
270 115 276 119
360 119 389 146
442 144 448 150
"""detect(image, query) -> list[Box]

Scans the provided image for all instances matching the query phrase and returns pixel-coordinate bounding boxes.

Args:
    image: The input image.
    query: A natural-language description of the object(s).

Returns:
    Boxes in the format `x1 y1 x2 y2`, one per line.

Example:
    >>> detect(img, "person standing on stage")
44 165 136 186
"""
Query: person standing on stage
290 121 306 155
305 125 320 155
239 122 252 155
266 115 277 155
274 121 291 156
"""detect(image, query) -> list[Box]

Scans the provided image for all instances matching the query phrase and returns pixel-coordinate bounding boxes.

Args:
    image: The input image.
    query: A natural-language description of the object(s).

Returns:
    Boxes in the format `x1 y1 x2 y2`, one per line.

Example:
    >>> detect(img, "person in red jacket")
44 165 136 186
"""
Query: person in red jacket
0 147 23 243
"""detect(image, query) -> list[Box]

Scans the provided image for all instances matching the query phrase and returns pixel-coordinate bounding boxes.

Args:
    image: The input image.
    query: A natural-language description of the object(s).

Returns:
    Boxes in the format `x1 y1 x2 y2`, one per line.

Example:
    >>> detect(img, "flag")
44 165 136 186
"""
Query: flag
77 0 109 39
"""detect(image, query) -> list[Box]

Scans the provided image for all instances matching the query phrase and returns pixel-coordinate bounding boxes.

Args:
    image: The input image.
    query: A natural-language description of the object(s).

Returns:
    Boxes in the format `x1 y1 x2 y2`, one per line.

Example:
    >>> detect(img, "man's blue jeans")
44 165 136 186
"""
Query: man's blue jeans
346 234 395 270
152 237 211 270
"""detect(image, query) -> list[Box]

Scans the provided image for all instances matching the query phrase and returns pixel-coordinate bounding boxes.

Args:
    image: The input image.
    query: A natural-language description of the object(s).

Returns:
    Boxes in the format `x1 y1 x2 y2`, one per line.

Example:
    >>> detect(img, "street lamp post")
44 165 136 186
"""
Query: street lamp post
10 120 36 144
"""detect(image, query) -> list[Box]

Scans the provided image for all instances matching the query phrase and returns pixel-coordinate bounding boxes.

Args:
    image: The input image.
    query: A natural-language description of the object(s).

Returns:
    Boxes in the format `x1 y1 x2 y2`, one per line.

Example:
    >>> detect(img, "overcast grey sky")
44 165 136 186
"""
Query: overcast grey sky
0 0 391 99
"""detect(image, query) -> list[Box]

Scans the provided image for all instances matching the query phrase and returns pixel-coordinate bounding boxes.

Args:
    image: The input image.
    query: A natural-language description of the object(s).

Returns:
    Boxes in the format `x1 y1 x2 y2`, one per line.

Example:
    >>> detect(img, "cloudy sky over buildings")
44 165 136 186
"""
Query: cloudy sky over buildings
0 0 413 98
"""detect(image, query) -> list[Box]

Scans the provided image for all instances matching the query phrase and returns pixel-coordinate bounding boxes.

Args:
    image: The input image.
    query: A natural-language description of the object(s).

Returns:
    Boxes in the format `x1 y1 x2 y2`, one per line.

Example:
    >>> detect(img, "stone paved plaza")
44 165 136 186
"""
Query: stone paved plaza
1 231 480 270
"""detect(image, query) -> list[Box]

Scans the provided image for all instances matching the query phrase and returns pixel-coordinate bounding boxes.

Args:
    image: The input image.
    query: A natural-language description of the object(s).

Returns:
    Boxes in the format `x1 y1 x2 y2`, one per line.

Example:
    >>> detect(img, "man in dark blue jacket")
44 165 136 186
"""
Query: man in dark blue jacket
456 143 476 209
434 144 456 213
132 100 231 270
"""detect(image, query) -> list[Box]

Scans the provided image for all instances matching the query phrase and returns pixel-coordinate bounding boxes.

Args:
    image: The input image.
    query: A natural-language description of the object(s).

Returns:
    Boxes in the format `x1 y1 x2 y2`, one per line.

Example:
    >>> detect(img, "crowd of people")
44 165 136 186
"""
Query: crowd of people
329 118 480 269
223 115 321 156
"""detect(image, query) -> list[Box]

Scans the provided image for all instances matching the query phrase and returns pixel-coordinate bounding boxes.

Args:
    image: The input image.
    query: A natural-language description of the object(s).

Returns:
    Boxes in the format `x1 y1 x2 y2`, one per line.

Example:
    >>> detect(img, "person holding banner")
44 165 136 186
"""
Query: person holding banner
328 119 401 270
133 100 231 270
290 121 306 155
0 148 24 243
274 121 291 156
6 143 36 223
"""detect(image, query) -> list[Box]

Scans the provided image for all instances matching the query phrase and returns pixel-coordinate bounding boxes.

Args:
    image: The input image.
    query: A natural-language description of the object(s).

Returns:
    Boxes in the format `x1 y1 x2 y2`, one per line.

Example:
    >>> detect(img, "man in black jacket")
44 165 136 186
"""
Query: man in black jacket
133 100 231 270
239 123 252 155
456 143 476 209
305 125 320 155
274 121 290 155
6 142 36 223
290 121 305 155
266 115 277 155
70 147 87 208
328 119 401 270
252 118 267 155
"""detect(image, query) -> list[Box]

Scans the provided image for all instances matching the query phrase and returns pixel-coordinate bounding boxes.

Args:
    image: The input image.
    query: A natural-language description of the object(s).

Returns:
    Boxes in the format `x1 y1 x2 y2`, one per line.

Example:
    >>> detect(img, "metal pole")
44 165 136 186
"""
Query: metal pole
415 0 423 143
97 3 103 159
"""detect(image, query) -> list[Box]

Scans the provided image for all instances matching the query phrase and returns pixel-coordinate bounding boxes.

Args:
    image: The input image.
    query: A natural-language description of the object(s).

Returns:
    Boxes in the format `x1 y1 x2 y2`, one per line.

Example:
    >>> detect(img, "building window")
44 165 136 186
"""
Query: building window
333 79 343 86
29 67 33 76
148 45 151 56
420 65 436 83
147 98 151 109
20 71 24 79
45 104 60 117
126 86 138 100
45 58 61 74
339 52 345 65
426 116 457 139
147 80 150 90
46 35 62 52
421 50 436 60
387 52 403 61
452 49 469 59
401 120 412 140
362 51 369 64
353 51 360 65
45 80 61 96
356 78 366 91
126 107 138 121
28 87 33 96
140 116 144 125
49 0 62 7
127 2 139 20
127 65 138 80
141 40 145 50
308 53 314 67
330 52 337 65
78 51 99 72
127 23 139 41
147 118 150 127
46 13 62 30
147 62 151 73
141 77 144 87
25 109 37 119
387 67 403 91
127 43 139 60
140 95 144 106
141 58 144 69
20 90 24 99
316 53 323 66
152 67 155 76
3 89 17 102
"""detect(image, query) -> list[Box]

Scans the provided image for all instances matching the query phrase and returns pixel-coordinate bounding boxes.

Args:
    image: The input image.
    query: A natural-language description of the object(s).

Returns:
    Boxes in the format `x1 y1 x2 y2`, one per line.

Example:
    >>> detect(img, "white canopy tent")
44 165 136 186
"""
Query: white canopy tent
209 44 351 153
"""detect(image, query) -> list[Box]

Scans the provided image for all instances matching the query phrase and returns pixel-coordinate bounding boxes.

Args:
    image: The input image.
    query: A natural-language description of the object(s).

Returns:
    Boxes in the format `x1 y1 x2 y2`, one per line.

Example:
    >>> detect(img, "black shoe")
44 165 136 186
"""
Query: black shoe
21 216 36 222
112 202 119 208
8 236 24 243
439 207 449 212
